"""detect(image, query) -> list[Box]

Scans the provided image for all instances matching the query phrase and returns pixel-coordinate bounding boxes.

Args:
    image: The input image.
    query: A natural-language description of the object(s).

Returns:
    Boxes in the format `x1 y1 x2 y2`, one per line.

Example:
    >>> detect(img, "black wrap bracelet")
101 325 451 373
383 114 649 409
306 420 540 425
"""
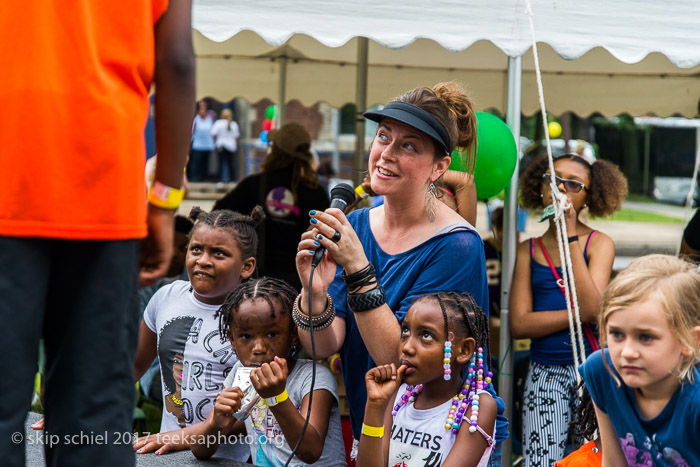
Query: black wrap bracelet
343 262 378 294
347 285 387 313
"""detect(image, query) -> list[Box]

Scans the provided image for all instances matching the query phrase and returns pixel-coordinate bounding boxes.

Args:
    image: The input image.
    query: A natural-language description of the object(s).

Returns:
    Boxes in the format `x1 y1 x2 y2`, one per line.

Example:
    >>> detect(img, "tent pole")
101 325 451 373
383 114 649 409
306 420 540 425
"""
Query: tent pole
353 37 369 187
278 56 287 126
499 55 522 465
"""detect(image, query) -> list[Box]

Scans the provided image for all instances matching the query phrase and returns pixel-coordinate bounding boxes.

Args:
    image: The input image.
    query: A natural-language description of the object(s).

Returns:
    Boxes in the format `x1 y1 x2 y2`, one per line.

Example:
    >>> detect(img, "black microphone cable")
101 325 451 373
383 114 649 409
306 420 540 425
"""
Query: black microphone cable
284 267 319 467
285 183 355 466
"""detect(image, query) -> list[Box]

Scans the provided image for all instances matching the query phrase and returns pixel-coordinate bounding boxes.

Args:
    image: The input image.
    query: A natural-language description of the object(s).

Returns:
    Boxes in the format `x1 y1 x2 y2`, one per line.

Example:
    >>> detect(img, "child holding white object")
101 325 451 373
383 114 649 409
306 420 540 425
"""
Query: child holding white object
580 254 700 466
191 277 346 466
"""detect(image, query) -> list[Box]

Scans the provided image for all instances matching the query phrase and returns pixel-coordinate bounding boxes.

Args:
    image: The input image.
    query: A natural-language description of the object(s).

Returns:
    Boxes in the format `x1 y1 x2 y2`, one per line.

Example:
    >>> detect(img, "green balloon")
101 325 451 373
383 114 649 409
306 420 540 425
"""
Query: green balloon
265 105 276 120
449 112 517 199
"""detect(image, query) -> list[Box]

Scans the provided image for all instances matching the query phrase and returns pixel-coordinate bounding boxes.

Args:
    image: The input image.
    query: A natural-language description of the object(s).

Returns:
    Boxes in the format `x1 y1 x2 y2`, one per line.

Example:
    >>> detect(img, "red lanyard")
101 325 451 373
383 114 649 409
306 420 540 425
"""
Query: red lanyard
536 237 600 352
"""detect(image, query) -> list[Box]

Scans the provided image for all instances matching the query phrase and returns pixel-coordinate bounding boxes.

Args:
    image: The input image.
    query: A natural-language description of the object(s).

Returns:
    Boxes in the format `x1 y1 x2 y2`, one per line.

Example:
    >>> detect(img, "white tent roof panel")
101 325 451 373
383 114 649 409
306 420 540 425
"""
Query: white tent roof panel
193 0 700 116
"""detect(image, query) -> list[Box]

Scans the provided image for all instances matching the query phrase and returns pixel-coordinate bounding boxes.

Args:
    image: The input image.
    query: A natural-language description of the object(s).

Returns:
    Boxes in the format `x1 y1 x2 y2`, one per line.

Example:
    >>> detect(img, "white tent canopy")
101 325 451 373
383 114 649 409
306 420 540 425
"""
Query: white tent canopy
193 2 700 460
194 0 700 117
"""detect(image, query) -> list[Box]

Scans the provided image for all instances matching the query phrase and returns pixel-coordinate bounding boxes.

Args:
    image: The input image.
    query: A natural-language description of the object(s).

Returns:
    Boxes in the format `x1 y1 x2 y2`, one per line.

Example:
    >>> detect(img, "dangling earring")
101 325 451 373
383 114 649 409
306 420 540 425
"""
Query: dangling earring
425 182 438 222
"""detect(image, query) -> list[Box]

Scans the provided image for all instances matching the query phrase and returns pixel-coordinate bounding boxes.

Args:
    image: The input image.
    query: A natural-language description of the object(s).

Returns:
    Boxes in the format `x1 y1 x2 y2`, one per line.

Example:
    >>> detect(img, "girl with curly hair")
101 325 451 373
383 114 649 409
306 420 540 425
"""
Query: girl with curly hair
510 154 627 467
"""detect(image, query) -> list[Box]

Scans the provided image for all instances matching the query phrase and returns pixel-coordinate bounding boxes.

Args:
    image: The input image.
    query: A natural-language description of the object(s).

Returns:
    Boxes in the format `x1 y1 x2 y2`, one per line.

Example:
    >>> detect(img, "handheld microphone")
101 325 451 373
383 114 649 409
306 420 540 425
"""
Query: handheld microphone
311 183 356 267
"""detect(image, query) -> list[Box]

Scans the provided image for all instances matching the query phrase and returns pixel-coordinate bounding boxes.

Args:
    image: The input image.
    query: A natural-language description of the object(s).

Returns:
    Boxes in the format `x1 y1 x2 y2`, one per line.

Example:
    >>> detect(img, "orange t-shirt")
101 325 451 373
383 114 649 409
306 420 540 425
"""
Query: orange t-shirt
555 440 602 467
0 0 168 240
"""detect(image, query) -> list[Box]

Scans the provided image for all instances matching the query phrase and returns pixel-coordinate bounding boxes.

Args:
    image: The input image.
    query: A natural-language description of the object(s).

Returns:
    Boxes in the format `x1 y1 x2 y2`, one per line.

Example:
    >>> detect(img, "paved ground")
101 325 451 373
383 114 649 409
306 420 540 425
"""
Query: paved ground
624 200 694 219
24 412 246 467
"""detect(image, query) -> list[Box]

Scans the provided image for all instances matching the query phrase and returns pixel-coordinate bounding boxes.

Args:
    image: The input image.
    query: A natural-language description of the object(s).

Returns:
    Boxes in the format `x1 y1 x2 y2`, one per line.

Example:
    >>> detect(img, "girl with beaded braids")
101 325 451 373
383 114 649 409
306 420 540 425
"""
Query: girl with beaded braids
357 291 497 467
131 206 262 459
510 154 627 467
191 277 346 465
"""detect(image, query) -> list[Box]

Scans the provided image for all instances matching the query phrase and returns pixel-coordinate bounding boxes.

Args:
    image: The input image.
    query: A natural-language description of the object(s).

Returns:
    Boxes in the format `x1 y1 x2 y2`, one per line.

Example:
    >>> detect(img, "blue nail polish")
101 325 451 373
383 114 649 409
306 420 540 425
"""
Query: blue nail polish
316 234 322 239
314 241 320 246
310 218 317 224
309 210 316 215
309 250 315 254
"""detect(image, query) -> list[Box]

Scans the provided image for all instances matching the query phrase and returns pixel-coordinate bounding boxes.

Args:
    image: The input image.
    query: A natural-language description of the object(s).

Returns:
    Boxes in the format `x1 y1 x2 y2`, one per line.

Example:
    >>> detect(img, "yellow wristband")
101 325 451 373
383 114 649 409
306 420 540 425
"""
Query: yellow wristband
362 423 384 438
264 389 289 407
148 181 185 210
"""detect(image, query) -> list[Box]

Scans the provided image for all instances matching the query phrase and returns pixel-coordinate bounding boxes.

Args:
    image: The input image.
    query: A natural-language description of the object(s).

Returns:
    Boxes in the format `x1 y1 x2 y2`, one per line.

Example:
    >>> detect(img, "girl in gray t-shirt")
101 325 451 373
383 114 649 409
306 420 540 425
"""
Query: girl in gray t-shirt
190 277 346 466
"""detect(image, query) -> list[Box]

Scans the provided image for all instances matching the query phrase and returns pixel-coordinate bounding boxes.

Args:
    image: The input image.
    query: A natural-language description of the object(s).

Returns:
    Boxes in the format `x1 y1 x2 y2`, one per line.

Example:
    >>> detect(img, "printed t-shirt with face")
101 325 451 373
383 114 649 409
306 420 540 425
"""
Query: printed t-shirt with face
225 359 346 466
143 280 248 461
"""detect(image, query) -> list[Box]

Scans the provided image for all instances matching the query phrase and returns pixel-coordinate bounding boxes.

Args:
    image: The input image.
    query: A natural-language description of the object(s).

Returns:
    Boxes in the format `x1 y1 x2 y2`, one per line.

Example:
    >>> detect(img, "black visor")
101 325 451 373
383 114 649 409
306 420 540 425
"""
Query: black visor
363 102 451 155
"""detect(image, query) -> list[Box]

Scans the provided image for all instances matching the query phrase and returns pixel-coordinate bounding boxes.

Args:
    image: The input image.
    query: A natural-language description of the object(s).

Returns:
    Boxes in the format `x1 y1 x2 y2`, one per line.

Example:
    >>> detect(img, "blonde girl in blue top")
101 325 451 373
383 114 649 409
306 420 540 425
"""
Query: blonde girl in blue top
581 254 700 466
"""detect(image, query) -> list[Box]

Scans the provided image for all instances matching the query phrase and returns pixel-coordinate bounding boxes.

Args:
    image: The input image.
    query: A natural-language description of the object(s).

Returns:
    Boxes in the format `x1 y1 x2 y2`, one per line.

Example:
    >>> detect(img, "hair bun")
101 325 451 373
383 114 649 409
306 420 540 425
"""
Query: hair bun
188 206 205 222
432 82 477 150
249 205 266 228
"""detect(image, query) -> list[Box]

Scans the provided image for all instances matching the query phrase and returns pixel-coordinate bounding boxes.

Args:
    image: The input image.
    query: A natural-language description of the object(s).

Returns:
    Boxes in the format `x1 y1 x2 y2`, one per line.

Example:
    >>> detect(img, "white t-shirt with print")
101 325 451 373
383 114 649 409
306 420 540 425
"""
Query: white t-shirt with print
388 383 494 467
143 280 248 461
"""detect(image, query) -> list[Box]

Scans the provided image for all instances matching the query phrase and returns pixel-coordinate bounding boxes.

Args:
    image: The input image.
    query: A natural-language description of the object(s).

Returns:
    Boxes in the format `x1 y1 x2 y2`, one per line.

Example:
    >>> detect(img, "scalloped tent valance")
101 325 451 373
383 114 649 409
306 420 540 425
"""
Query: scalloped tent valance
193 0 700 117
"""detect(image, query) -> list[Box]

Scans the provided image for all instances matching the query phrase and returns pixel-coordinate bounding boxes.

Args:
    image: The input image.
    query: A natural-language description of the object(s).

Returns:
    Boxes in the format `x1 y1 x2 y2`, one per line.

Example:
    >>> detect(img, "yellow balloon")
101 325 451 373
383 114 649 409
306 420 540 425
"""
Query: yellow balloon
548 121 562 139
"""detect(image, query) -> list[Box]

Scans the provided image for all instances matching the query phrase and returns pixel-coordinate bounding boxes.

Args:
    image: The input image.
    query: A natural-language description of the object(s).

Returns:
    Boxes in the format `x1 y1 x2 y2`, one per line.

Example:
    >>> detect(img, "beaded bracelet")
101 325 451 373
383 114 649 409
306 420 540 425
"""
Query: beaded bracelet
347 285 387 313
292 294 336 331
343 262 378 295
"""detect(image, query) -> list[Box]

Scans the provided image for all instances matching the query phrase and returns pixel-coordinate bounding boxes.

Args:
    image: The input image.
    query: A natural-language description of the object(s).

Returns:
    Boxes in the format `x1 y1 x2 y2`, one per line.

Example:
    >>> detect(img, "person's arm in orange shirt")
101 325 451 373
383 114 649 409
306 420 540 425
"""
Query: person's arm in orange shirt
139 0 196 287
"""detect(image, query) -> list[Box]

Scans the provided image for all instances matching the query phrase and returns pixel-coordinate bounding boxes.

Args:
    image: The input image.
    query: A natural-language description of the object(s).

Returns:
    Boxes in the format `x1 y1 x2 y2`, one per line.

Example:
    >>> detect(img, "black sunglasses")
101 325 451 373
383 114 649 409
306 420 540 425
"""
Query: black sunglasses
541 173 587 193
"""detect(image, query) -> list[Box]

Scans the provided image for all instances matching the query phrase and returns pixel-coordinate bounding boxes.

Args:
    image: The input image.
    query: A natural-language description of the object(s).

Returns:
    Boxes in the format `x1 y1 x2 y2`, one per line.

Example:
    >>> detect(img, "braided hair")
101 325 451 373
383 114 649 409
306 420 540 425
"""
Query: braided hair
216 277 298 343
416 291 491 374
187 205 265 259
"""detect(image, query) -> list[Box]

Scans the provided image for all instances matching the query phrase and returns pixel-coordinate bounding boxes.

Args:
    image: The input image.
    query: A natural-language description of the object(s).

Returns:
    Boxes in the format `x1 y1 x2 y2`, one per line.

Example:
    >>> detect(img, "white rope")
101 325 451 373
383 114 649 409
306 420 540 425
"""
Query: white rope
526 1 587 378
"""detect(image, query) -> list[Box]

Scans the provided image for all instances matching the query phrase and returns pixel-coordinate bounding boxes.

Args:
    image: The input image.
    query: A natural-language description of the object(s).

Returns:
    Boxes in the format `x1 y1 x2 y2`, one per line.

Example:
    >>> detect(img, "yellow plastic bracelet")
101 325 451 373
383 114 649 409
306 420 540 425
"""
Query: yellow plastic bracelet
264 389 289 407
361 423 384 438
148 181 185 210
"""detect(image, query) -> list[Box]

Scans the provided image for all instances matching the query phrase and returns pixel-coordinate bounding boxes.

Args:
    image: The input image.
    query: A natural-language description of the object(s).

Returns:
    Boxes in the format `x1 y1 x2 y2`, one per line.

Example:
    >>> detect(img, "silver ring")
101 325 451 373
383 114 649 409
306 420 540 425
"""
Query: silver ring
332 230 341 242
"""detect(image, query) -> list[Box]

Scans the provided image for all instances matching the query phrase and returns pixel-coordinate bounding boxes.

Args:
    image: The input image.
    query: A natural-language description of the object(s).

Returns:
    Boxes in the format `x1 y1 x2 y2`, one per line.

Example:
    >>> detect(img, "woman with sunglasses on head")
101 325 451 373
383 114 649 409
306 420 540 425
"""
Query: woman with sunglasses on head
510 154 627 467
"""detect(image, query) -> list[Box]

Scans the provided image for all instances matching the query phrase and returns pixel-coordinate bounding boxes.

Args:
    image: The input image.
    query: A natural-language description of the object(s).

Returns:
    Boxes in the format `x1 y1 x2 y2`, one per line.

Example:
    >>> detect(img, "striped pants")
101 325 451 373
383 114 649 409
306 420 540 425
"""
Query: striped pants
521 361 582 467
